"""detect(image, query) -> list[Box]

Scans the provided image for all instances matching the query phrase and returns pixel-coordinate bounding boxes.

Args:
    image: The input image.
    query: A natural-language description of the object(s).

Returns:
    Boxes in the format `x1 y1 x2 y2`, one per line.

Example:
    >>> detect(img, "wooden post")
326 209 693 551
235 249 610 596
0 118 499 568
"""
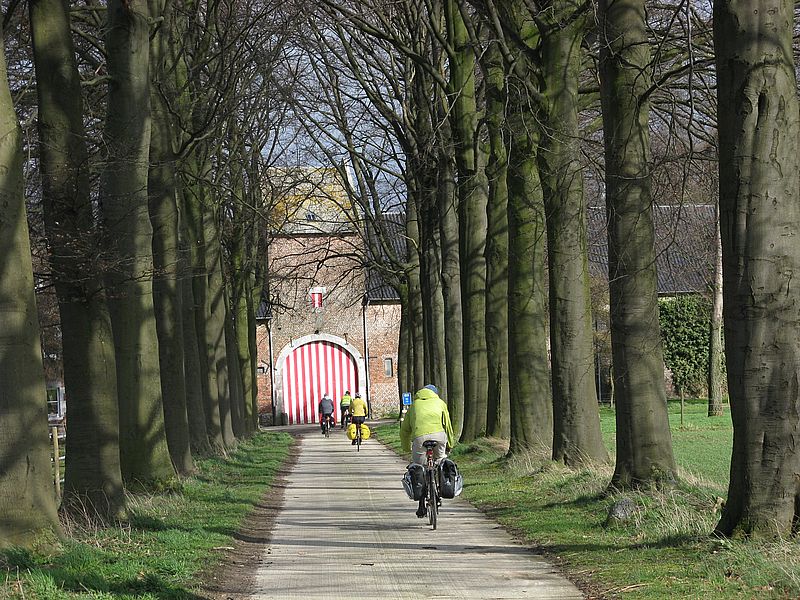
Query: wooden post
52 426 61 499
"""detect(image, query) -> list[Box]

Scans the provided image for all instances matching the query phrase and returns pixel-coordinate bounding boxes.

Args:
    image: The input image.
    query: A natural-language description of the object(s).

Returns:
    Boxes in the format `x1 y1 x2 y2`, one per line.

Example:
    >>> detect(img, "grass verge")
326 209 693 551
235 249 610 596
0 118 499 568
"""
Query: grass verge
376 408 799 600
0 431 294 599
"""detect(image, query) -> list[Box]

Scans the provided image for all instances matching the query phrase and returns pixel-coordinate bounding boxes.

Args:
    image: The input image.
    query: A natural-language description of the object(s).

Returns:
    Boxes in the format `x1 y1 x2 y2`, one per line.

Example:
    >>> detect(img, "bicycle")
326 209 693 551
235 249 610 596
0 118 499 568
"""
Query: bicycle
422 440 440 530
341 408 351 430
322 414 334 438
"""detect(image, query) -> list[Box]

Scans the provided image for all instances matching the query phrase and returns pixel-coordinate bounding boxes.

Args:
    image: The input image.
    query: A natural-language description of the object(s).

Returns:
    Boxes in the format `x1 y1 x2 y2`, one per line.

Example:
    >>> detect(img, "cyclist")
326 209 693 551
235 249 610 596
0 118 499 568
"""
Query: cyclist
400 384 455 518
349 392 368 445
318 393 335 434
340 390 353 429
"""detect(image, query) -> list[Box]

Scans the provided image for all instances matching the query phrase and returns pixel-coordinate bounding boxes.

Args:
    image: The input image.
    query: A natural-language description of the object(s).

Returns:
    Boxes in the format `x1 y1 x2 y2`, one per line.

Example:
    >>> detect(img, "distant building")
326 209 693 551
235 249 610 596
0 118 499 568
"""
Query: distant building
256 169 716 423
255 168 402 425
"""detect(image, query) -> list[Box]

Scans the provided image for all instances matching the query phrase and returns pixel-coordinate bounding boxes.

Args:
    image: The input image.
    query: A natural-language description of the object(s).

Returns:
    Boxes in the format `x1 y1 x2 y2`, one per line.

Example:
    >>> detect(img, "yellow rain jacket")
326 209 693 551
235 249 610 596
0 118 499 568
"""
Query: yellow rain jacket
400 387 455 452
341 393 352 407
350 396 368 417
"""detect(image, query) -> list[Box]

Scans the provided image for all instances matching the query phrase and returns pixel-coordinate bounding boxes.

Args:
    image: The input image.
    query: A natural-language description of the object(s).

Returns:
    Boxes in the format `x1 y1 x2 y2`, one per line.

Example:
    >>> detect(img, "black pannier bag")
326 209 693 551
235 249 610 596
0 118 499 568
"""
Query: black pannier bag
437 458 463 499
402 463 427 501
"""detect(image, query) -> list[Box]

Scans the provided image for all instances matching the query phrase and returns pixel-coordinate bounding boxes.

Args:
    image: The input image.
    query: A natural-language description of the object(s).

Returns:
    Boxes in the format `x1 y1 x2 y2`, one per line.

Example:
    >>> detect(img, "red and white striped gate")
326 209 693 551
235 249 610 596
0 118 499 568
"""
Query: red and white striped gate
280 340 359 425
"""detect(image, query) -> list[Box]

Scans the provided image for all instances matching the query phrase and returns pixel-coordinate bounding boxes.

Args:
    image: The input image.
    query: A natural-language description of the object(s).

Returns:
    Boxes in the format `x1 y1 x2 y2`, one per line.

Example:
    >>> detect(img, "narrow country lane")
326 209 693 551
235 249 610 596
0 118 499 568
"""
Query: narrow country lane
250 427 584 599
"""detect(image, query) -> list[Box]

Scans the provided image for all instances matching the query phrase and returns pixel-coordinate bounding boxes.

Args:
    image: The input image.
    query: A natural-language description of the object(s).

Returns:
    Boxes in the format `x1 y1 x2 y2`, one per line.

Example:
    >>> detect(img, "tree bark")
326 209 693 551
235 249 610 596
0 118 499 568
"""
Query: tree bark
0 22 62 545
148 0 194 475
182 154 225 452
446 0 489 441
599 0 677 487
483 41 510 440
29 0 126 517
713 0 800 538
436 111 465 439
100 0 174 486
707 200 724 417
205 206 237 449
539 0 608 466
502 3 552 456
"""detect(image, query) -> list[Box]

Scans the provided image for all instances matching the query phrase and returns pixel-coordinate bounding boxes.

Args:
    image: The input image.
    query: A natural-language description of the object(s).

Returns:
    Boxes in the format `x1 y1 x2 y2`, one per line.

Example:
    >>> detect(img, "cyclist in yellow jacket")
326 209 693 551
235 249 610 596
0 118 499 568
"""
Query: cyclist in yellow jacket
349 393 368 445
340 391 353 429
400 384 455 517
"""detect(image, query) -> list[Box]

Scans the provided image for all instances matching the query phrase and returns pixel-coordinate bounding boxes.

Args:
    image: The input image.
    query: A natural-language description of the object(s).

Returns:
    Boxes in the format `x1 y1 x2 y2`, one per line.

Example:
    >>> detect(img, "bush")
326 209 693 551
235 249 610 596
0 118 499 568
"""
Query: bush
659 295 711 397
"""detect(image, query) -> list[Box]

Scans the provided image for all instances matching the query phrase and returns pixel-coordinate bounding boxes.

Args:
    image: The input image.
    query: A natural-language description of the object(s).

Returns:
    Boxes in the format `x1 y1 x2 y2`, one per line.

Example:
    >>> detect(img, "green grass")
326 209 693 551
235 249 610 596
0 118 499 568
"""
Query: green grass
0 432 293 599
377 403 800 599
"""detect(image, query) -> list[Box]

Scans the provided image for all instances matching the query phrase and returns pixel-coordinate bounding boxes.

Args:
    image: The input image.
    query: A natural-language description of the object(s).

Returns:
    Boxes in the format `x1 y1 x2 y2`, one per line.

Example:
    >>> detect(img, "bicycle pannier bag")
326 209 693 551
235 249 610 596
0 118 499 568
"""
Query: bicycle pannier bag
346 423 357 440
360 424 371 440
402 463 427 501
437 458 463 499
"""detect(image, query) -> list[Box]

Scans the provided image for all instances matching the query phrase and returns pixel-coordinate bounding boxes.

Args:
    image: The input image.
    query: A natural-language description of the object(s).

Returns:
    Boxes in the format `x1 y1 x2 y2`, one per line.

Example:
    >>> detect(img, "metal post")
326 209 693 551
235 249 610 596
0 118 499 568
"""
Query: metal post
52 426 61 500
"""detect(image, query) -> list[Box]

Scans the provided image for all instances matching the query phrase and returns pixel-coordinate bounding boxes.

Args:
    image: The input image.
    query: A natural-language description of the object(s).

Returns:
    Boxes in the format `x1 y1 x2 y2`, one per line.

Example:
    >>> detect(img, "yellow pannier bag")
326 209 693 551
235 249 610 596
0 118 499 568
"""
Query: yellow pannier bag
346 423 371 441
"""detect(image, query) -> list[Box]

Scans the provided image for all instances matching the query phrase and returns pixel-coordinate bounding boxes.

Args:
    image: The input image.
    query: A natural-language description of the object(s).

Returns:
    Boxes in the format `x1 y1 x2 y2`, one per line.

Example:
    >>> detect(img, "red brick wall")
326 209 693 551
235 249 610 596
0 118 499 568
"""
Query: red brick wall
255 234 400 423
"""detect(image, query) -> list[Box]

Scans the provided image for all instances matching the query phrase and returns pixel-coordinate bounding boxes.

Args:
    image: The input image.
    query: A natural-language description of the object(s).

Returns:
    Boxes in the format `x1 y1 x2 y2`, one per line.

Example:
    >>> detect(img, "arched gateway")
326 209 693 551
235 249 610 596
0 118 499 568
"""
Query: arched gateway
275 334 366 425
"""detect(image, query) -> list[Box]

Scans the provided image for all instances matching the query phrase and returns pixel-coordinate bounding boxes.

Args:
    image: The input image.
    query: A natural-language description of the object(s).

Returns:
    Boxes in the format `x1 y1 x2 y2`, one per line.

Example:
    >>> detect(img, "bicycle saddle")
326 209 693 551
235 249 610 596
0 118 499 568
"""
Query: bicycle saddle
422 440 438 449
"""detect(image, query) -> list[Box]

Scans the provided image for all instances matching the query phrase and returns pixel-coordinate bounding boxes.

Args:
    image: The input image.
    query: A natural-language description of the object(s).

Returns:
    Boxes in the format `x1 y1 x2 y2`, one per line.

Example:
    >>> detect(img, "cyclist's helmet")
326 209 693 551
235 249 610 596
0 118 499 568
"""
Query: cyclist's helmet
424 384 439 394
355 392 361 398
345 390 350 395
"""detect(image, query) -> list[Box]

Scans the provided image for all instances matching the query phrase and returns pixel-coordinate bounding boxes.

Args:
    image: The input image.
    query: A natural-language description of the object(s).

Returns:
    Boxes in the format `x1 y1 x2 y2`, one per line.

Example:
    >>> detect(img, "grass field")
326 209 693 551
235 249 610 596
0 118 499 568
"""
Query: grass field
377 401 800 599
0 431 293 599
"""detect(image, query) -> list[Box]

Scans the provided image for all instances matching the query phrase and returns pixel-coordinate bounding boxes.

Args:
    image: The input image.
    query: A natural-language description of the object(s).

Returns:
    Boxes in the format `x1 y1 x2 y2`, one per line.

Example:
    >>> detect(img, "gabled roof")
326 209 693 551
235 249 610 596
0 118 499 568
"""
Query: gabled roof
365 212 406 302
588 204 716 295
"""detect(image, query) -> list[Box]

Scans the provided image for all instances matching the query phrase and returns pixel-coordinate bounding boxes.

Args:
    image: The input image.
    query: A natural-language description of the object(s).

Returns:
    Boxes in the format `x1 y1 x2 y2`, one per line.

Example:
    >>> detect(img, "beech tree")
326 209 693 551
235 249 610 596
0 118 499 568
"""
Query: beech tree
29 0 126 515
713 0 800 538
0 20 61 546
99 0 175 486
598 0 677 487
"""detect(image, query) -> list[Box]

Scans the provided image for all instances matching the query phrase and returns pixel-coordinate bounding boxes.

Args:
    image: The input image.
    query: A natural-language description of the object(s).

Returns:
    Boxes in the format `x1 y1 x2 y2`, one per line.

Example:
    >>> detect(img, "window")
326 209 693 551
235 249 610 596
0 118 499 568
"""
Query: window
384 358 394 378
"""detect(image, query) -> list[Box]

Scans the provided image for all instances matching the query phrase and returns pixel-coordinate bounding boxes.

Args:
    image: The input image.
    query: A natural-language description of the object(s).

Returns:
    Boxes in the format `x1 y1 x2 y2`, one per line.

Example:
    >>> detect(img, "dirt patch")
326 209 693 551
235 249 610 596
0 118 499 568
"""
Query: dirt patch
198 435 302 599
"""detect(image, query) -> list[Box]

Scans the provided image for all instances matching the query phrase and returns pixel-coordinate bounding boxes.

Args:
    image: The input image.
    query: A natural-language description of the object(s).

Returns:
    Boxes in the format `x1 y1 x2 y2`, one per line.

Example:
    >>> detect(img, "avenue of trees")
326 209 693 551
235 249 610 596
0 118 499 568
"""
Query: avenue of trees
1 0 296 545
288 0 800 540
1 0 799 548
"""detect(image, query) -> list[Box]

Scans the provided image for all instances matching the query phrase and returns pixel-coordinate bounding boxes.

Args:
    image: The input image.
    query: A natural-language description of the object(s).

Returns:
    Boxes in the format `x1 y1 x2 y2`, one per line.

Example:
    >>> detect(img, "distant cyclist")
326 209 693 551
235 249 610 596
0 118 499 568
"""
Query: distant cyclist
400 385 455 517
340 390 353 429
318 393 335 434
349 392 368 445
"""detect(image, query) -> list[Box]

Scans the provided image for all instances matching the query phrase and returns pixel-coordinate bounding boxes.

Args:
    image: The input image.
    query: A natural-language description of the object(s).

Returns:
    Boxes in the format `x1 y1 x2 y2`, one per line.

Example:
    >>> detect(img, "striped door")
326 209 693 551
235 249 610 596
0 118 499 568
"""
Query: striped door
281 340 359 425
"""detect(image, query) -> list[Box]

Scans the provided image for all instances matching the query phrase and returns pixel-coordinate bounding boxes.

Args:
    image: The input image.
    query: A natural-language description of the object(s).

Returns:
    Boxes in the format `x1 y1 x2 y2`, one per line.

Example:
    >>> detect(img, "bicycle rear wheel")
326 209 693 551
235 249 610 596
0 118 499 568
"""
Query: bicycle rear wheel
428 470 438 529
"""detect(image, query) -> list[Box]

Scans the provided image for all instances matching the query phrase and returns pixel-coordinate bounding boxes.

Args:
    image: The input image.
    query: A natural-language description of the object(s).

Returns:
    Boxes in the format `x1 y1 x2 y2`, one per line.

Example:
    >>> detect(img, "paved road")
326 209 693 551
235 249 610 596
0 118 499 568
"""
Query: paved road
251 427 584 599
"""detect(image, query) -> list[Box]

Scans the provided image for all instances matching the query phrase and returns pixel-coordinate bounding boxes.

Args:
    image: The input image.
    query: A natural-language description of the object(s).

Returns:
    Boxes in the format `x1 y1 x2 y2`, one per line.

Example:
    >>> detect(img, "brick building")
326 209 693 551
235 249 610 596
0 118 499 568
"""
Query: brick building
255 168 403 425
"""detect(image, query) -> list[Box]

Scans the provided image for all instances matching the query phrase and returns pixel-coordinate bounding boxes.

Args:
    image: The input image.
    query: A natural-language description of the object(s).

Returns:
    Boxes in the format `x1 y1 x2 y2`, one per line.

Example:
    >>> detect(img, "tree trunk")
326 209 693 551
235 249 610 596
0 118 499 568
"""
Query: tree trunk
713 0 800 538
225 303 247 439
707 201 724 417
436 113 465 438
29 0 126 517
178 197 212 455
599 0 677 487
100 0 174 487
406 204 426 390
205 206 237 449
0 23 62 545
539 1 608 466
397 289 413 398
182 155 225 453
446 0 489 442
483 41 510 440
148 1 193 475
502 2 552 456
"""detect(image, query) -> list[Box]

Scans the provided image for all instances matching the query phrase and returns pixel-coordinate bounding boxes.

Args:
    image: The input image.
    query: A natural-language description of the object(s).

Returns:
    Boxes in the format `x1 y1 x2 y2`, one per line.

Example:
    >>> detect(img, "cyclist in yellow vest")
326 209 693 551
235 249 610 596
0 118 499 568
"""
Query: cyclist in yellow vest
400 384 455 517
349 393 368 445
340 391 352 429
